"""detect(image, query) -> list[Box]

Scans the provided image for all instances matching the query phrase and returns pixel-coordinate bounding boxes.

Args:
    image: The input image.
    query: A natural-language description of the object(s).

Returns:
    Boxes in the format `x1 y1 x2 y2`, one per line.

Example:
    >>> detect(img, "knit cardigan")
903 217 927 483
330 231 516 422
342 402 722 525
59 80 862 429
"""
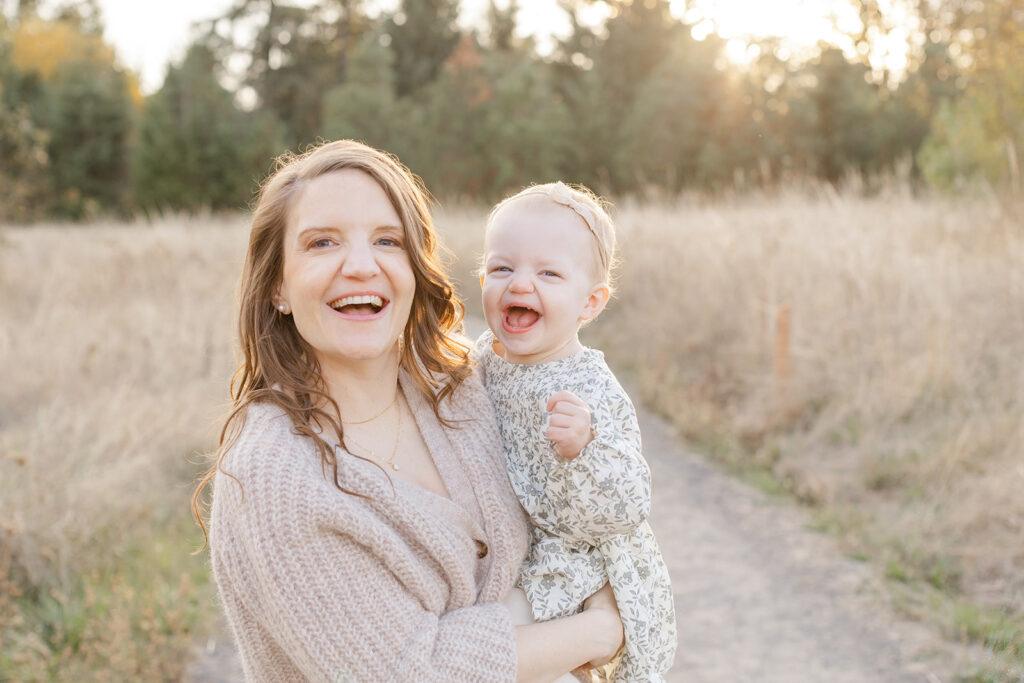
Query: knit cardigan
209 370 530 682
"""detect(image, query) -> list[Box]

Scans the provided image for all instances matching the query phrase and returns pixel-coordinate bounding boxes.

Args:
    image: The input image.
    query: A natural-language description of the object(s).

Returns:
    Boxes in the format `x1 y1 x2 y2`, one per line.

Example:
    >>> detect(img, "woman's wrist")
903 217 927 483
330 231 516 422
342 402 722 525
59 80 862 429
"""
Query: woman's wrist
578 606 622 660
580 582 624 665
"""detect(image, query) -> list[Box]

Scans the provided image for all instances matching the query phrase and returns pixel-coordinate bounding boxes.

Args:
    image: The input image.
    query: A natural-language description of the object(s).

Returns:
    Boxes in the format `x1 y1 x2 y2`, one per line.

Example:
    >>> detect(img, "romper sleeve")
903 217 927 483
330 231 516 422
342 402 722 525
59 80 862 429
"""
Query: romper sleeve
211 416 518 682
542 372 651 546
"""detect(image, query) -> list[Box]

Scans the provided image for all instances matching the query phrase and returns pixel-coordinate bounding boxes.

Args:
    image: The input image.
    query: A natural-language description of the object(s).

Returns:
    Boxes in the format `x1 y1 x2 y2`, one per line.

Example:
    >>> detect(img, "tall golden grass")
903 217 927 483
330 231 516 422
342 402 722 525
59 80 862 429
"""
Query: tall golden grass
0 216 248 678
1 190 1021 676
594 190 1024 617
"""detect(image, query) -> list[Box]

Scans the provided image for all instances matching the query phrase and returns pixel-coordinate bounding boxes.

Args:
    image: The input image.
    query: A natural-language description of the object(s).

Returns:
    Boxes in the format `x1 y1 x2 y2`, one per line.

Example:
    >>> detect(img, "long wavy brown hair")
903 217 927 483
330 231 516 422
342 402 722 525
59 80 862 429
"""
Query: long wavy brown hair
192 140 471 548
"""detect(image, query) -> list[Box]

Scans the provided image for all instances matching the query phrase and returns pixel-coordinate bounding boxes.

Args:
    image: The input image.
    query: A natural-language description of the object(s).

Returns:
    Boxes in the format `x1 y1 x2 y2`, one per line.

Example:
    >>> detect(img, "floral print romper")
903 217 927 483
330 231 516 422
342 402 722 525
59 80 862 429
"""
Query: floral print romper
475 330 677 682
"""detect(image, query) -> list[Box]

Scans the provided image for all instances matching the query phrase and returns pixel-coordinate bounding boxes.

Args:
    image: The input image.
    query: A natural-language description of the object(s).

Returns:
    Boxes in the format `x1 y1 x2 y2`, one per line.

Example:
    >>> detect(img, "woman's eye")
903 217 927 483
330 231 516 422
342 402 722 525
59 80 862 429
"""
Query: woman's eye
311 238 336 249
376 236 402 248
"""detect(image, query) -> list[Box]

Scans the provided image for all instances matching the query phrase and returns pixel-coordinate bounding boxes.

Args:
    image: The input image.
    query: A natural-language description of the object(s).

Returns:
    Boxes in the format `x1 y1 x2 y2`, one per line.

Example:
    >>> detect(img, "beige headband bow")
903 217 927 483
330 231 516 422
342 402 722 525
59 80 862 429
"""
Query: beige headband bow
514 182 609 272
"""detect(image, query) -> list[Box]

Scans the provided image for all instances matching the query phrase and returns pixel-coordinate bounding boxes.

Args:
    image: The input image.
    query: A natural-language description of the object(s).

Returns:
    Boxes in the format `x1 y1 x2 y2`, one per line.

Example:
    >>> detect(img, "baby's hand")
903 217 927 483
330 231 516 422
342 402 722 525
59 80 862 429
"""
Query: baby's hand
545 391 594 461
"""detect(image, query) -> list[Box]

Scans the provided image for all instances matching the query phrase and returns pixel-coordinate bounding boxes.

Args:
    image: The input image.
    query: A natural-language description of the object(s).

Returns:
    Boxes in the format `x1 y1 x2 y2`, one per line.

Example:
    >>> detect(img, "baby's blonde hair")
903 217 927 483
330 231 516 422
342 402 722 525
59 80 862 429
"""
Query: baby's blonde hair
487 181 617 288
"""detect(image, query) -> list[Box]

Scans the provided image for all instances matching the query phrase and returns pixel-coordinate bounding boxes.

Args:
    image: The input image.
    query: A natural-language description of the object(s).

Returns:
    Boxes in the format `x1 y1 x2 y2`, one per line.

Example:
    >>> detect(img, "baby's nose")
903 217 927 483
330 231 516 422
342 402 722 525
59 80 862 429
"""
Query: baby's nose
509 274 534 292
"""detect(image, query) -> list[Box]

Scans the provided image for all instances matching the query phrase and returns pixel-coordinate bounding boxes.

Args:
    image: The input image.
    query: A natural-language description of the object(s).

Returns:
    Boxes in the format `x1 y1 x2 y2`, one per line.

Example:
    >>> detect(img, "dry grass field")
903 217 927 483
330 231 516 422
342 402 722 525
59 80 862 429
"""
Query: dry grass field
1 191 1021 678
614 190 1024 672
0 217 248 679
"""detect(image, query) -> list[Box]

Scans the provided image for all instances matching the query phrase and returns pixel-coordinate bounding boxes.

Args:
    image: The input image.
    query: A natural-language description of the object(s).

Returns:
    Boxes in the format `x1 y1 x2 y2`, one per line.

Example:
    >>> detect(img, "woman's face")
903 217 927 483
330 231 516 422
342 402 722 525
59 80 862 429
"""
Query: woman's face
277 169 415 371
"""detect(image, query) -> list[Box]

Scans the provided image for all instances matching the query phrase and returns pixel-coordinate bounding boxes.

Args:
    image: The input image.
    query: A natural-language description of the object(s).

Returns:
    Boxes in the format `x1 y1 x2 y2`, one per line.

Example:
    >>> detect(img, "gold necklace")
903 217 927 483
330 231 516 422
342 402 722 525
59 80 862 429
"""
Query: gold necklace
343 398 403 471
342 391 398 425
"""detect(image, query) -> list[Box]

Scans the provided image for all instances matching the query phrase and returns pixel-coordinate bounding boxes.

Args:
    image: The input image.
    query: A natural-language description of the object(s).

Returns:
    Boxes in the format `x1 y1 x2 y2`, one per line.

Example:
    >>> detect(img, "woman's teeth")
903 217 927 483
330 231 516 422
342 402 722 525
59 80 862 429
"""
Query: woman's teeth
330 295 384 312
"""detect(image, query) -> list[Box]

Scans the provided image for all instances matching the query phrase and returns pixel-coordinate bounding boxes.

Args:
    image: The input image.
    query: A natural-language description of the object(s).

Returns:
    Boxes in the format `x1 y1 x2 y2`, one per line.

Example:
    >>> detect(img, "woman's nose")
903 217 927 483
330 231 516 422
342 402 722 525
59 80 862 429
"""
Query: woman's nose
340 242 381 279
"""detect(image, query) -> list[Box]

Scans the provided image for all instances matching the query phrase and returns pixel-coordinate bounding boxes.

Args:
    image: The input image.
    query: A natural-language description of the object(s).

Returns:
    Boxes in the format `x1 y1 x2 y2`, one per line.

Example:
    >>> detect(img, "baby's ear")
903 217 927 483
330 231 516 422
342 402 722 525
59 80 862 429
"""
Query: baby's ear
580 284 611 322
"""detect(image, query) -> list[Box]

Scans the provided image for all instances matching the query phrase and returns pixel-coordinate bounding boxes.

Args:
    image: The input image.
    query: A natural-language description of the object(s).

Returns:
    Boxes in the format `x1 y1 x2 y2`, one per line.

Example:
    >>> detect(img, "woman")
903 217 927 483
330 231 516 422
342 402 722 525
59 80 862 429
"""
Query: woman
192 139 622 681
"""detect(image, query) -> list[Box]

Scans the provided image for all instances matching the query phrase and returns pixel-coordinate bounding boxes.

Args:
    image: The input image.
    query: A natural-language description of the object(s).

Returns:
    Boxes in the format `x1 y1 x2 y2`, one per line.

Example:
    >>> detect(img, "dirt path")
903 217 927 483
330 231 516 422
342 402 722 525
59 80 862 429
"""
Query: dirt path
187 358 981 681
639 408 978 682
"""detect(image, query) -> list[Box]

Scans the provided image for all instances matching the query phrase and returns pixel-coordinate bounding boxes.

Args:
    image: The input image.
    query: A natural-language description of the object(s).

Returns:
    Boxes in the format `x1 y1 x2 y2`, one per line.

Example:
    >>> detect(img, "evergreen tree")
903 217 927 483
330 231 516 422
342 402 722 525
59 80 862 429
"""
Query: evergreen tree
202 0 371 146
44 58 133 218
555 0 681 191
486 0 519 52
135 44 282 212
0 14 49 222
321 32 402 152
619 32 754 191
797 48 885 182
472 50 573 196
384 0 460 97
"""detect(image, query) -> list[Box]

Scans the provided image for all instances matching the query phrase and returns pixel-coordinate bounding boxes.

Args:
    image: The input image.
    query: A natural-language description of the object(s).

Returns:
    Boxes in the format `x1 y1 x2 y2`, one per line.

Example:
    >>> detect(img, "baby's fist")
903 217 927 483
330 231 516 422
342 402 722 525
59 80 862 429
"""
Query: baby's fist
545 390 594 461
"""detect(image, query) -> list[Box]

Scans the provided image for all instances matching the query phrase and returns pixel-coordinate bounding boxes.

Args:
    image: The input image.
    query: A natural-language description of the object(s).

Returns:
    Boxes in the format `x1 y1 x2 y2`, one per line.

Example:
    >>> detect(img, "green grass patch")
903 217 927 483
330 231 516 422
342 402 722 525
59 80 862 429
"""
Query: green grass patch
736 467 789 497
0 514 218 681
951 603 1024 660
885 558 911 583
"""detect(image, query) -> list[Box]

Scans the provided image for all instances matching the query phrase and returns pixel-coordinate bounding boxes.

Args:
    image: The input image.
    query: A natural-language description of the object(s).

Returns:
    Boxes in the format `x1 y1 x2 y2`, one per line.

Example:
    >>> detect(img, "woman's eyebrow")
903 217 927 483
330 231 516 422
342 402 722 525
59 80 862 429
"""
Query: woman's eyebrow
294 225 338 239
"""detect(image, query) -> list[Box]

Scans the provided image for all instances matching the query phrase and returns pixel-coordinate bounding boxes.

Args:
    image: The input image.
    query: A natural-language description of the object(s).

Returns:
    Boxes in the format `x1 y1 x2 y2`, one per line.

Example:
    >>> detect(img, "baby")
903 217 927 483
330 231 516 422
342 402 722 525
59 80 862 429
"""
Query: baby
474 182 676 681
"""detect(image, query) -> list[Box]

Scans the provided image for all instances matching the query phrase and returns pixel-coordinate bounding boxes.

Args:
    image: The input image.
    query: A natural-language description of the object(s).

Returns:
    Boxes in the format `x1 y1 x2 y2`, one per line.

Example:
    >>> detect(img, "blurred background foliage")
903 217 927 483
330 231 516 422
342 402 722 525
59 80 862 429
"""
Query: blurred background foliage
0 0 1022 222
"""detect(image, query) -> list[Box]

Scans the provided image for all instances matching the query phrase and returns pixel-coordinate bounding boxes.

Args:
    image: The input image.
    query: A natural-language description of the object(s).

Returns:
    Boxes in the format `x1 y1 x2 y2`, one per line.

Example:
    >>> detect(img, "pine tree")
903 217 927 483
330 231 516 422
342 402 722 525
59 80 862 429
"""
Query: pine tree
135 44 282 212
384 0 460 97
45 59 133 218
0 14 49 222
321 32 401 152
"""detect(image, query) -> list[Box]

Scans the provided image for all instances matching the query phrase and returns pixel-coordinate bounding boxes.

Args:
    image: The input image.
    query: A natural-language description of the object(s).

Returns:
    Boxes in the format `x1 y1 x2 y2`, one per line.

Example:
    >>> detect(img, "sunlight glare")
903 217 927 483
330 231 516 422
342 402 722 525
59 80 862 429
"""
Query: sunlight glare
675 0 852 47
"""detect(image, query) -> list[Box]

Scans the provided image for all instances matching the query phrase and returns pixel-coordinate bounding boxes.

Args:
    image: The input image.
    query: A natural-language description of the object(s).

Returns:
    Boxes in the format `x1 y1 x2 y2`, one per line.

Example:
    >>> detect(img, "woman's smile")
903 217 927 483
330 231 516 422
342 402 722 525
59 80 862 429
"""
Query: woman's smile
328 292 389 319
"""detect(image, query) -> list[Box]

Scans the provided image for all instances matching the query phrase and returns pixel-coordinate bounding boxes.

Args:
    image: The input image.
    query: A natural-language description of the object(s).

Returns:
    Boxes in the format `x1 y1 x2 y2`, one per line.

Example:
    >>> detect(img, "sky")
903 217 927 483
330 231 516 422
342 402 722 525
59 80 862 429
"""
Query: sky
90 0 893 94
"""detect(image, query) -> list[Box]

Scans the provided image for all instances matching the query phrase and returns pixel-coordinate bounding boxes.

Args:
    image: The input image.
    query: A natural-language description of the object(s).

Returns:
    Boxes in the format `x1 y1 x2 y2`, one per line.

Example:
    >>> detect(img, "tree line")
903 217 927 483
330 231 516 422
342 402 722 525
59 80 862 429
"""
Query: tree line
0 0 1021 222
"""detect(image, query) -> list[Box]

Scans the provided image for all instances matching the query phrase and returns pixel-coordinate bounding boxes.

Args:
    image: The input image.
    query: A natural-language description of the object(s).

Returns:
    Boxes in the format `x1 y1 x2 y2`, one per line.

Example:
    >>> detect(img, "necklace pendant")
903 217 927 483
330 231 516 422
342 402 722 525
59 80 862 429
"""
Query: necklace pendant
391 462 400 471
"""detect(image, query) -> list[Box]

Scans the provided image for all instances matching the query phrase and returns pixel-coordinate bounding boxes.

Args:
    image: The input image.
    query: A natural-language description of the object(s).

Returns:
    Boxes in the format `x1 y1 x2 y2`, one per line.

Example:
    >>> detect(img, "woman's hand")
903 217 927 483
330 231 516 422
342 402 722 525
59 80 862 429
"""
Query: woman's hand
580 582 624 668
513 582 624 681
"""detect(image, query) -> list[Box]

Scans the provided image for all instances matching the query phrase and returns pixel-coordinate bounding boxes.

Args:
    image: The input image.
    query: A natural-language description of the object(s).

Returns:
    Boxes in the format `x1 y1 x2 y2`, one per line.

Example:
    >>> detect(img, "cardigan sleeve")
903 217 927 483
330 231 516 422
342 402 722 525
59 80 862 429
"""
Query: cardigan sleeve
211 413 518 682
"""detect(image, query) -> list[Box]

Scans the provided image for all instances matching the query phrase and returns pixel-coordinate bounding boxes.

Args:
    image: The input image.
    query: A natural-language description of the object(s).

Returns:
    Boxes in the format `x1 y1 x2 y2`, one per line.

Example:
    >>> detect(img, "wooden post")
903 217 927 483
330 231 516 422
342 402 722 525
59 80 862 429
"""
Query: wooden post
773 303 791 386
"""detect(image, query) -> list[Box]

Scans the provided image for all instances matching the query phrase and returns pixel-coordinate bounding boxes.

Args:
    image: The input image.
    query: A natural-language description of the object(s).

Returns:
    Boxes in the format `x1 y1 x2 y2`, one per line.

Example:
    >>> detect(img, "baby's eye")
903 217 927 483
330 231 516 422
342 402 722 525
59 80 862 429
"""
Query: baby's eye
489 265 512 273
540 270 561 278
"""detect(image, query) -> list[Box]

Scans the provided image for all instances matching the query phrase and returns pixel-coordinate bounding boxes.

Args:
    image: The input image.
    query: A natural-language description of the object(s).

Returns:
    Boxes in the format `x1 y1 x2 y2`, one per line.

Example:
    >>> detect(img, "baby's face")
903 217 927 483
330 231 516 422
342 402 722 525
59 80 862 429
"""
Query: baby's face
481 197 608 365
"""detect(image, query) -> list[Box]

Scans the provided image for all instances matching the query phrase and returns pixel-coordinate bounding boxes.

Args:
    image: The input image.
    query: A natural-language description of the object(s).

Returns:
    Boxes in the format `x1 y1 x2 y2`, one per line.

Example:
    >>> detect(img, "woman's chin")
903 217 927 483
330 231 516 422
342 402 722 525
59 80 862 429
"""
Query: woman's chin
315 341 401 367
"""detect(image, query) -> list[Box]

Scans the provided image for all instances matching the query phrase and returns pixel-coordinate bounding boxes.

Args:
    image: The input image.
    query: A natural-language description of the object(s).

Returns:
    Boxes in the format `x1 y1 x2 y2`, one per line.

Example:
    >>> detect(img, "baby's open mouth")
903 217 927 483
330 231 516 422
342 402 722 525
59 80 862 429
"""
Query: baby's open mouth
503 304 540 331
329 294 387 316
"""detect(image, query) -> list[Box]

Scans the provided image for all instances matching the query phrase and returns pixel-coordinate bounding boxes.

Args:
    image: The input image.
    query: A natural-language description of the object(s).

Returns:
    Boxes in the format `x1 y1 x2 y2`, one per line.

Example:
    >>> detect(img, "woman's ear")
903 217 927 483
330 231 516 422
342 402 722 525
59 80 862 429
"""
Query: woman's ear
579 284 611 322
